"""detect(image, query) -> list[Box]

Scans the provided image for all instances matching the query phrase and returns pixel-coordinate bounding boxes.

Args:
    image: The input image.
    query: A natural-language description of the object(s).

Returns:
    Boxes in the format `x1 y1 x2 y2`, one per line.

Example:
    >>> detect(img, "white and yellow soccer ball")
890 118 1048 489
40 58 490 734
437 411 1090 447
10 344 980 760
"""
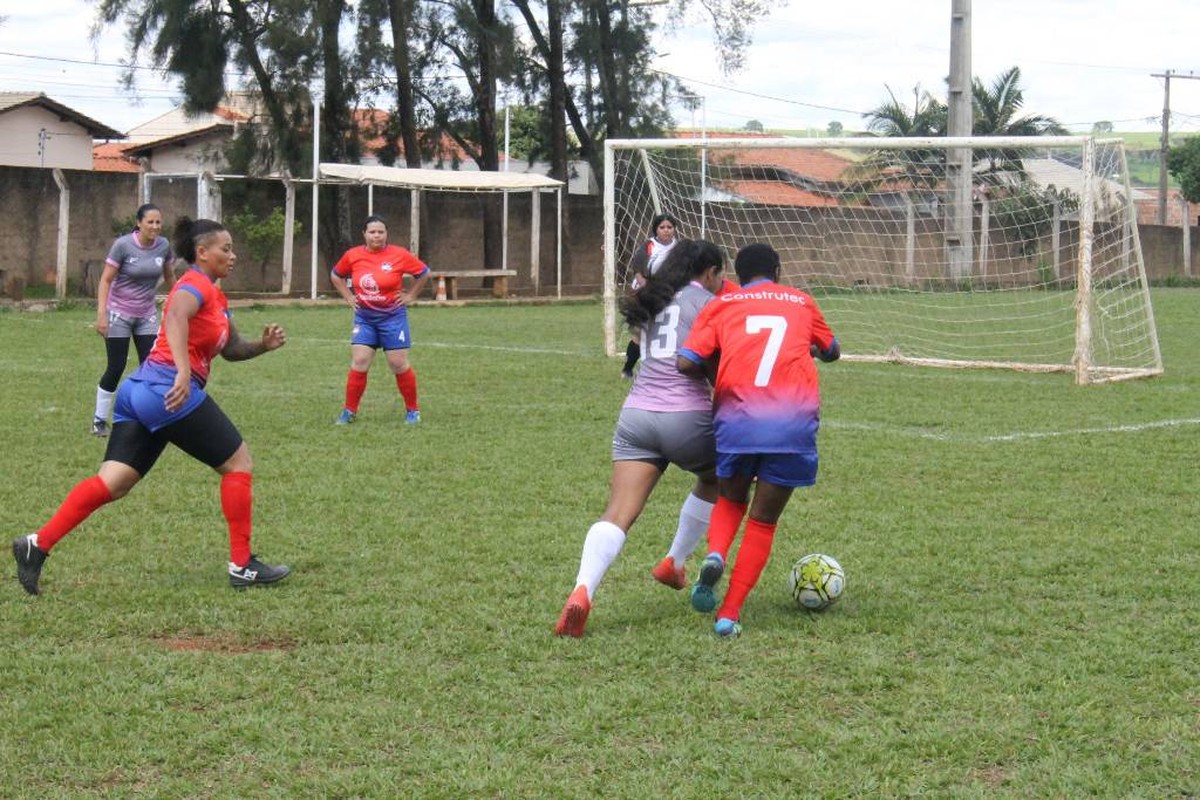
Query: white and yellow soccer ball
788 553 845 610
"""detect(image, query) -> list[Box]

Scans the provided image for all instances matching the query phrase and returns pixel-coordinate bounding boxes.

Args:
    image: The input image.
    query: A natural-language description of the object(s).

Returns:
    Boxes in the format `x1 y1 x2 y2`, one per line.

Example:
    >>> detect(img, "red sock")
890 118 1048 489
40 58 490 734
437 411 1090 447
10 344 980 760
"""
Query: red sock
36 476 113 552
344 369 368 413
395 367 418 412
718 517 777 621
221 472 253 567
707 497 748 560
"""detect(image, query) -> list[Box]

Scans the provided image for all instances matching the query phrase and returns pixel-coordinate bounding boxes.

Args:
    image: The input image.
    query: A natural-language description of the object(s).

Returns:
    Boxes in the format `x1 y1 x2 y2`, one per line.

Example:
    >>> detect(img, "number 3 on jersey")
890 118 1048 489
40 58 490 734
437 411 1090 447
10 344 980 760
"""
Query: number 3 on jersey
643 304 682 358
746 314 787 386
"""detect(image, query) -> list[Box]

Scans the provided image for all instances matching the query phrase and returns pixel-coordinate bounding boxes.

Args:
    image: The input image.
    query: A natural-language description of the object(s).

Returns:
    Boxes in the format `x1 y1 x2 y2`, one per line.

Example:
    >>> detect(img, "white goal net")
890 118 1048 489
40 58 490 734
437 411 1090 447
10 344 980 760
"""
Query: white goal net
603 135 1162 384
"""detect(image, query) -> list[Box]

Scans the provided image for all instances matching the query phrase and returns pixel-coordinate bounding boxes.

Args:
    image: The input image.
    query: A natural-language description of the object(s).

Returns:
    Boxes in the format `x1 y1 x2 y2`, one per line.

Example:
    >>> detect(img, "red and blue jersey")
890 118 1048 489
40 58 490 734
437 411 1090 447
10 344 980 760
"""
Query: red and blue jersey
332 244 429 313
143 267 230 387
680 279 836 455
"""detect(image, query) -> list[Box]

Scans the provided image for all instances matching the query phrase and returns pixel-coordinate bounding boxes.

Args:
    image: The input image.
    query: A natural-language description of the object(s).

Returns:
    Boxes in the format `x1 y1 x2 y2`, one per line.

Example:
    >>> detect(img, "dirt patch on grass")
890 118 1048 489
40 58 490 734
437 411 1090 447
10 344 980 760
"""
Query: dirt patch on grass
154 632 296 654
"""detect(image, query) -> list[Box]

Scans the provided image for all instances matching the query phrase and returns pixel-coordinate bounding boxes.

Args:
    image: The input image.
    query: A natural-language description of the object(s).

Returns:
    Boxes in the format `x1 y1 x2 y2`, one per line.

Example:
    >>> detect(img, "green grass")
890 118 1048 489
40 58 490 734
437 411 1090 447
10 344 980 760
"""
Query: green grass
2 294 1199 797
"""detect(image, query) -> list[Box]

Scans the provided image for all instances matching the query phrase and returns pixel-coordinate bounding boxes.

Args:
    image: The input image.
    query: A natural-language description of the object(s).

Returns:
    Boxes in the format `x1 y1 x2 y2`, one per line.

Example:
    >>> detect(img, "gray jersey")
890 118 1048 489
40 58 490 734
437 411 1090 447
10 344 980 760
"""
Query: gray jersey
105 232 173 318
624 281 714 413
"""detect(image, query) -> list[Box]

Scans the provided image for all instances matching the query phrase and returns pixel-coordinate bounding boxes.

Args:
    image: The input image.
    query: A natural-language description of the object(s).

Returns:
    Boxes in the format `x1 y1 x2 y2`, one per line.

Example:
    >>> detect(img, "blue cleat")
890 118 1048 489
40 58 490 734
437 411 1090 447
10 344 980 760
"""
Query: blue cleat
405 409 421 425
714 617 742 638
689 552 724 613
335 409 356 425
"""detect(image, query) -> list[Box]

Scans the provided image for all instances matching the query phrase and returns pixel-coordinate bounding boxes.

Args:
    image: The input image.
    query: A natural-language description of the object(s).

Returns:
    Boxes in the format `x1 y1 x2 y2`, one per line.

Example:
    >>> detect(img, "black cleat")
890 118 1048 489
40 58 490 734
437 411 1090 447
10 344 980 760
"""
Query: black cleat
12 534 48 595
228 555 291 589
91 419 110 437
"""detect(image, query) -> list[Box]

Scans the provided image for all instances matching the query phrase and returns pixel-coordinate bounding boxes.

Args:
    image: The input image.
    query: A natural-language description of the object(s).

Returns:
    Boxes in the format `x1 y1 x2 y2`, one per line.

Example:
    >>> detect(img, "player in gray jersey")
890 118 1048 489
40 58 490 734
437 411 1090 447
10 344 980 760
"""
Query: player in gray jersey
92 204 176 437
556 239 728 637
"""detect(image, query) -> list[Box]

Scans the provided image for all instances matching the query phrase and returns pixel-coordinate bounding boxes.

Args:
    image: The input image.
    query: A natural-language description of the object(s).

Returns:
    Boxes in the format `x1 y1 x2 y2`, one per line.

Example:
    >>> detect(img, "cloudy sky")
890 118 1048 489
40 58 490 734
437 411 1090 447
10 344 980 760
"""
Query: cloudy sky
1 0 1197 136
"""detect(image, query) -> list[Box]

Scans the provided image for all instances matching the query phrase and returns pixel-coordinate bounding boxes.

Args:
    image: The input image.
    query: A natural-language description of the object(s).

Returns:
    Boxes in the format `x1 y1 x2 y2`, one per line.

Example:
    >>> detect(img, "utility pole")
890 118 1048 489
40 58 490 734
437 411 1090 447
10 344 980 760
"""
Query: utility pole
946 0 973 278
1152 70 1200 225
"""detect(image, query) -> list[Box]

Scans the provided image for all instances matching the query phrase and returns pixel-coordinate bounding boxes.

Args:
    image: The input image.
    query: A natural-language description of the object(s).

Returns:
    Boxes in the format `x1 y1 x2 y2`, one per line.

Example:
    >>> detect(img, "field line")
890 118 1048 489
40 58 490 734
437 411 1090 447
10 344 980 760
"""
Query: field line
829 417 1200 442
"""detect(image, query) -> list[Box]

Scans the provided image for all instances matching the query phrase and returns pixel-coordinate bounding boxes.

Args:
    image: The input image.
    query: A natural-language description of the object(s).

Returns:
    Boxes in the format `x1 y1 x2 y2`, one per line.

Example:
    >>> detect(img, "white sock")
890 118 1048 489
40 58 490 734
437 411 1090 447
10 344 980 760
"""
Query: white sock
574 521 626 600
94 386 115 422
666 492 714 564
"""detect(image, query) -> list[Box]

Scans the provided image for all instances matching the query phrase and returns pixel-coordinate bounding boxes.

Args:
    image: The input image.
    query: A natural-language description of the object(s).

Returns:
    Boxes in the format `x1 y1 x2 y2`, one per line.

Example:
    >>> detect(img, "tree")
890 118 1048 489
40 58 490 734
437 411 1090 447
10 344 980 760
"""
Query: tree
744 119 764 133
827 121 843 136
1167 136 1200 203
95 0 319 177
970 66 1067 179
1093 120 1114 134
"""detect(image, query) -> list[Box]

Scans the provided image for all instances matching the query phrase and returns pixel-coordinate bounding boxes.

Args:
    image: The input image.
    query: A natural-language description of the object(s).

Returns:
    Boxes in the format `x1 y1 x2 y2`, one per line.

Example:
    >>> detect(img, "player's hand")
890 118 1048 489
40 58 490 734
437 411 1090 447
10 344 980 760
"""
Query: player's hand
164 373 191 413
261 324 288 351
95 318 108 337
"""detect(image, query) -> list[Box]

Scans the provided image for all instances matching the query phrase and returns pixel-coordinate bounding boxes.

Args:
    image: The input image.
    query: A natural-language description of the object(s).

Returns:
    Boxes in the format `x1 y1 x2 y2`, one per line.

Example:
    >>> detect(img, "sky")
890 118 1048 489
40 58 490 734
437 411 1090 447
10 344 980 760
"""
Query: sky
1 0 1198 138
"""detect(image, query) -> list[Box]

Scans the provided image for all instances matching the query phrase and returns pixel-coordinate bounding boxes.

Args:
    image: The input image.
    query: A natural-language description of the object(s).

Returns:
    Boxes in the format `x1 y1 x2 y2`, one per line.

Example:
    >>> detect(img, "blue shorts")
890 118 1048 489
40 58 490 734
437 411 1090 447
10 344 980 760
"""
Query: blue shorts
716 451 819 488
113 373 208 432
352 308 411 350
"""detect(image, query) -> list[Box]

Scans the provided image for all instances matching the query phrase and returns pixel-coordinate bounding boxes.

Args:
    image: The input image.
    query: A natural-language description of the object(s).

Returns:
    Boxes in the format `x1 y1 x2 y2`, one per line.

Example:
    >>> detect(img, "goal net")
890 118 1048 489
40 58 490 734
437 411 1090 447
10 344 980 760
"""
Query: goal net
603 135 1162 384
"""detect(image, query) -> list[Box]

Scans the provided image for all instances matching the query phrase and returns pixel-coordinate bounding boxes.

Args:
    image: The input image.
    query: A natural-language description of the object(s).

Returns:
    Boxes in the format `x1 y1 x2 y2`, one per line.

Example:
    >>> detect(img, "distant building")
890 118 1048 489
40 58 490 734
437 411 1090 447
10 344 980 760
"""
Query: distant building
0 92 123 170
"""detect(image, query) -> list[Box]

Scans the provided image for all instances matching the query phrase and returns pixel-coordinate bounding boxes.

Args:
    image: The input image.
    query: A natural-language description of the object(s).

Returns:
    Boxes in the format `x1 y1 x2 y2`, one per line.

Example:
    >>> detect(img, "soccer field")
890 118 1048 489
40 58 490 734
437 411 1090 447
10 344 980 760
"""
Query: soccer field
2 293 1198 797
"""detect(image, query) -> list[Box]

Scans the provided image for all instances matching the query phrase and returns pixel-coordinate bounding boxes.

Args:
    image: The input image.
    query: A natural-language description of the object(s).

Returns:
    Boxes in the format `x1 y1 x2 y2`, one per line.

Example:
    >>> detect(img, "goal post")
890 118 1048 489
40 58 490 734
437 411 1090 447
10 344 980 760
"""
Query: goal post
603 135 1163 384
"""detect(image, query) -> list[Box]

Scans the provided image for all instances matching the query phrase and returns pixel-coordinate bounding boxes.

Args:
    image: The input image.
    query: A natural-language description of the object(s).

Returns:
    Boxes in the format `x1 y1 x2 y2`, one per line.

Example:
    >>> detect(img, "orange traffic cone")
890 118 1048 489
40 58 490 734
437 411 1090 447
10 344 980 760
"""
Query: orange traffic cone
435 275 447 302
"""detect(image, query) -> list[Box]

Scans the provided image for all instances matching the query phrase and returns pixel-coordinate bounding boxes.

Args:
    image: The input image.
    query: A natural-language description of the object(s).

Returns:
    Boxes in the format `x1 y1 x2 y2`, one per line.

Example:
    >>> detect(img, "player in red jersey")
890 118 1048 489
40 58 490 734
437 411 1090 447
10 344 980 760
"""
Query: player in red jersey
331 215 431 425
11 219 291 595
677 243 840 637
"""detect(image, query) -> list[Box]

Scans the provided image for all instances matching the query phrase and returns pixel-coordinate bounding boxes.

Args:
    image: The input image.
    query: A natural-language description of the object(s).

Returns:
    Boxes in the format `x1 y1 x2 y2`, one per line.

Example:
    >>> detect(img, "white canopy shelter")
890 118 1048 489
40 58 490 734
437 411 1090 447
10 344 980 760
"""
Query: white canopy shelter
314 163 564 299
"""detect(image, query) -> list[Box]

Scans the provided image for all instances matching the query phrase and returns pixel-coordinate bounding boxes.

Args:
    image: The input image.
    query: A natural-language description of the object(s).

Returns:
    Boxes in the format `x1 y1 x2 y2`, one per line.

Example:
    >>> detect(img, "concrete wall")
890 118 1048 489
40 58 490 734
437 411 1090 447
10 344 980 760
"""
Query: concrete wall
1 164 1195 299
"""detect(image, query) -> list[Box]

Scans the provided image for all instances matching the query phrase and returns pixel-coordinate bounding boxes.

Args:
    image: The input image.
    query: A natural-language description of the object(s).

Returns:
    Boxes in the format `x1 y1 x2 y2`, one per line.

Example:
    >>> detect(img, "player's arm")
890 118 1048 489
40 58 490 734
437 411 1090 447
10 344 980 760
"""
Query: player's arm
222 321 288 361
330 271 356 308
162 289 200 412
402 268 431 305
676 348 707 377
95 261 120 336
811 338 840 363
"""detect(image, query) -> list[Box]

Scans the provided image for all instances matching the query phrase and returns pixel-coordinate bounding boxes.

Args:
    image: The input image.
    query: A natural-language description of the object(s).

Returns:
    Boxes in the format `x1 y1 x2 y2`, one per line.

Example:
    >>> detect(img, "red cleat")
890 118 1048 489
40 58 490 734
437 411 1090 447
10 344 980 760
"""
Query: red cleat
554 585 591 637
650 556 687 590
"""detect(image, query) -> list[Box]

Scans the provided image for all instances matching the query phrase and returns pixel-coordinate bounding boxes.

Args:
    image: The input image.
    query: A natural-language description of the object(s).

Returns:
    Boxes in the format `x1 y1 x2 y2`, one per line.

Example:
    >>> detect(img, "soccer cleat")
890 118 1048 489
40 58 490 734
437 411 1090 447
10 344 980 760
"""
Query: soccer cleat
335 409 356 425
12 534 48 596
650 556 687 590
228 555 291 589
91 418 110 437
689 552 725 613
621 369 634 381
404 409 421 425
714 617 743 638
554 585 591 637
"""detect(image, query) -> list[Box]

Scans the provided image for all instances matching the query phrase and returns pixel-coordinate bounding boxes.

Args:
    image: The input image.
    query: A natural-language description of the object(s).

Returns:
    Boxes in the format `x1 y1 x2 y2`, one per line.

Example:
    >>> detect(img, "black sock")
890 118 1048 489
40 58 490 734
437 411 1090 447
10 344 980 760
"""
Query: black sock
623 341 640 373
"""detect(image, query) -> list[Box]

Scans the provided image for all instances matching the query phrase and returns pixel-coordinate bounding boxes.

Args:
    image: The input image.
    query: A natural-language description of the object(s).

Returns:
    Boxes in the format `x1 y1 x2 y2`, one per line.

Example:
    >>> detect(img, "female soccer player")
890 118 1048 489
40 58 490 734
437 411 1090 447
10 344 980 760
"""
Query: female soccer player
678 243 840 637
91 203 176 436
331 215 431 425
11 218 291 595
621 213 681 379
555 239 728 637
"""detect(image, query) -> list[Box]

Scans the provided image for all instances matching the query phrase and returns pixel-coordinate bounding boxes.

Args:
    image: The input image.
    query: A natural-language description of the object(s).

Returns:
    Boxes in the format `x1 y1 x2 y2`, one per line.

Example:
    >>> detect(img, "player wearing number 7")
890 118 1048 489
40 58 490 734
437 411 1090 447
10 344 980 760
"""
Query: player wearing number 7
677 243 840 637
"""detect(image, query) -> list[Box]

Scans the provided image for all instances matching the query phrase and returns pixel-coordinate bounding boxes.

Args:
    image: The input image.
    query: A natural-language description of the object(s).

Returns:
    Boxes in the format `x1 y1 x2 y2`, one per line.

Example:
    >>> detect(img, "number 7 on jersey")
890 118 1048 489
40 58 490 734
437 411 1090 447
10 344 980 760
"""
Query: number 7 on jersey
746 315 787 387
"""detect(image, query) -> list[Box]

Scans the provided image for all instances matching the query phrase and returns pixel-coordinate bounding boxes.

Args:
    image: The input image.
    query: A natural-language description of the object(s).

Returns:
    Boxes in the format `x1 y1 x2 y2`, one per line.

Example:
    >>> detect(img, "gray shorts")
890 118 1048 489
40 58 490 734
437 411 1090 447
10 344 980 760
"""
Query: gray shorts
612 407 716 473
107 309 159 338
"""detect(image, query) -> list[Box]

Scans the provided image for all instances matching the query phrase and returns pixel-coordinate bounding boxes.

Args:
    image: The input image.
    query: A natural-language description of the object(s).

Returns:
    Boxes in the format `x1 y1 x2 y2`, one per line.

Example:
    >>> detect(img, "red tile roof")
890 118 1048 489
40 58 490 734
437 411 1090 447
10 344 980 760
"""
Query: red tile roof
92 142 141 173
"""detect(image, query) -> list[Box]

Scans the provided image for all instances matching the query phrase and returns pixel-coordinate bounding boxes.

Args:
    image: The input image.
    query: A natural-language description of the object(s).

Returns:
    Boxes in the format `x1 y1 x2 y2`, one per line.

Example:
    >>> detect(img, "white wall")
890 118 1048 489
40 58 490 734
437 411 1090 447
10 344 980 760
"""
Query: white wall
0 105 95 170
145 131 229 174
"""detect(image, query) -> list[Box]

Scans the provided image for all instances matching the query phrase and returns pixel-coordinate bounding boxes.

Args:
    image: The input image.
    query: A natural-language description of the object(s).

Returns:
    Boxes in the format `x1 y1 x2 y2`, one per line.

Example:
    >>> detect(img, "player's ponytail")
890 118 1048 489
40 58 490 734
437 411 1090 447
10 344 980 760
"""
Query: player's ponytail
174 217 227 264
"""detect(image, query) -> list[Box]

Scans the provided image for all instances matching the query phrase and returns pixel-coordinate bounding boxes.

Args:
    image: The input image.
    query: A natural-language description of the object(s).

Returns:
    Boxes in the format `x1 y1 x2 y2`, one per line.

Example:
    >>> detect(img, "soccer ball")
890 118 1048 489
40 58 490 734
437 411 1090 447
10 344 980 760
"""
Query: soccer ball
788 553 845 610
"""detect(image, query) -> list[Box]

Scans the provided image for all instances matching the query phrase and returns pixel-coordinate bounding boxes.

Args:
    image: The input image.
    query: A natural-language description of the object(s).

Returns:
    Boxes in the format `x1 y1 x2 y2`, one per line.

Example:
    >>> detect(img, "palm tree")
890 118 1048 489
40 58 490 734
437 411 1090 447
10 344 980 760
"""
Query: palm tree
864 84 947 137
855 85 949 190
971 66 1069 180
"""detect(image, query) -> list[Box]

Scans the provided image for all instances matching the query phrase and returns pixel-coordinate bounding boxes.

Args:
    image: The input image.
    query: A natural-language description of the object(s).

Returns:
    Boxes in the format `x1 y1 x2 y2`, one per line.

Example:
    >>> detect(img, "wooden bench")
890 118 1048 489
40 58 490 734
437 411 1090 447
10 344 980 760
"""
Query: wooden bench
430 269 517 300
